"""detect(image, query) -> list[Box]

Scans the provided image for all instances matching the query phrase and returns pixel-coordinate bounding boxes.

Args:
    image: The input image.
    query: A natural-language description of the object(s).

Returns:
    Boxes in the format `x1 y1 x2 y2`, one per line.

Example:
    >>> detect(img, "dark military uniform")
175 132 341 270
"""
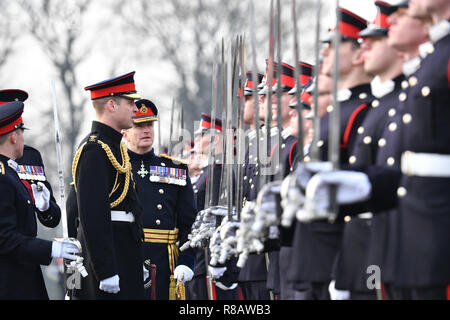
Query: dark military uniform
16 145 61 228
129 149 197 300
72 121 144 300
0 101 54 299
186 160 240 300
333 76 404 300
238 130 271 300
287 83 373 299
394 21 450 298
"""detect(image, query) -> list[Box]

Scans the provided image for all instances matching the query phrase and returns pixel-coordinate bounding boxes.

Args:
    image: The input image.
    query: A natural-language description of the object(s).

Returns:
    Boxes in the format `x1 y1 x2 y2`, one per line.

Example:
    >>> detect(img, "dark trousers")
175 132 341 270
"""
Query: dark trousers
384 283 449 300
292 281 330 300
186 275 240 300
239 281 271 300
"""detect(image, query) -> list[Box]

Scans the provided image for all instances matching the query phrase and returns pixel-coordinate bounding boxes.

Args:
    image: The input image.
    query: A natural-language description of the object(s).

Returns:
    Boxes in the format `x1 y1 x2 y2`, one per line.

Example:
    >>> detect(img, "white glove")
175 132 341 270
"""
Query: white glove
51 240 80 261
99 275 120 294
31 182 50 211
173 265 194 284
296 161 333 189
143 264 149 281
328 280 350 300
306 170 372 211
208 266 227 279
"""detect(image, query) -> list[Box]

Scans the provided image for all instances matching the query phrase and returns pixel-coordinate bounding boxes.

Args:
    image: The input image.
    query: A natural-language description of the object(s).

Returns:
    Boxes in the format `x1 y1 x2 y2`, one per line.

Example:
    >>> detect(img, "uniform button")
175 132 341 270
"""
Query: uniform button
194 190 198 194
378 138 386 147
349 156 357 164
408 76 418 87
389 122 397 132
421 86 430 97
357 126 364 134
344 216 351 223
249 178 253 183
317 140 324 148
304 155 311 162
359 93 367 100
326 105 334 113
156 219 161 225
157 204 163 210
401 81 409 89
371 100 379 108
281 143 286 149
27 200 31 204
251 184 255 189
403 113 412 124
244 175 247 180
159 189 164 194
161 163 166 167
388 108 396 117
363 136 372 144
255 171 259 176
397 187 407 198
387 157 395 166
399 92 407 102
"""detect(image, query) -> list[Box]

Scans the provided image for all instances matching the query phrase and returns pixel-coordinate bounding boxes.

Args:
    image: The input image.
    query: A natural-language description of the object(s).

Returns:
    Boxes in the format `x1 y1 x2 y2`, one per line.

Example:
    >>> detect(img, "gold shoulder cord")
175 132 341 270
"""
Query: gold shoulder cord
72 140 132 209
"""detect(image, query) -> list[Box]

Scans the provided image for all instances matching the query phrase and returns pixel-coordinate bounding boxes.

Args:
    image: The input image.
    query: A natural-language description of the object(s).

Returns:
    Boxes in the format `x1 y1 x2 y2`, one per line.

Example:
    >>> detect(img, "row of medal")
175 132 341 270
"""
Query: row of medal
139 164 187 186
15 165 47 181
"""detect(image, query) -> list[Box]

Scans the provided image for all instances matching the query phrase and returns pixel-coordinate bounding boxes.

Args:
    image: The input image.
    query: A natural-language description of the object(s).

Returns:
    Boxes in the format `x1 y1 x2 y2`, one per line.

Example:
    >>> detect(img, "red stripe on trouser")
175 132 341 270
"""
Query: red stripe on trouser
206 277 217 300
381 283 387 300
446 284 450 300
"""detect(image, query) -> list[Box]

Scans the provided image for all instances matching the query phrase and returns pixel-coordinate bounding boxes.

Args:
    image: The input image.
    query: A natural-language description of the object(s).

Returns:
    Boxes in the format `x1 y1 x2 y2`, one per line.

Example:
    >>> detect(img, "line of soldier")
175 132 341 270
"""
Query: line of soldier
181 0 450 301
0 0 448 300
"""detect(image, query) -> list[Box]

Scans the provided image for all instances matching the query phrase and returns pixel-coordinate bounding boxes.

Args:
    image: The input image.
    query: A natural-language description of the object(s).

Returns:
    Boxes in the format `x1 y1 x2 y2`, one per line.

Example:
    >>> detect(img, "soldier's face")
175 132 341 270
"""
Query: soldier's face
114 97 139 130
243 95 256 125
362 36 400 77
388 8 430 52
13 129 25 159
124 121 154 154
321 41 358 79
271 91 292 128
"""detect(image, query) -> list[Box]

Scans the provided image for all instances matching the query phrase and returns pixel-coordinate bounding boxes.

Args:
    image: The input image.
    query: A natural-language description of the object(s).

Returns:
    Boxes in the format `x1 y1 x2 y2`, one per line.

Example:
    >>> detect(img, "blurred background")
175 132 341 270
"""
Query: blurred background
0 0 376 299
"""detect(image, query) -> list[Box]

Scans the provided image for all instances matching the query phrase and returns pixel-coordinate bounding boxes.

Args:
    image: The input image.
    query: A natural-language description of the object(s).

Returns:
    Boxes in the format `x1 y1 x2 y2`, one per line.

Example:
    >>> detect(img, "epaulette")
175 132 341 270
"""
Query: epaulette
88 135 98 143
160 154 188 166
0 161 4 175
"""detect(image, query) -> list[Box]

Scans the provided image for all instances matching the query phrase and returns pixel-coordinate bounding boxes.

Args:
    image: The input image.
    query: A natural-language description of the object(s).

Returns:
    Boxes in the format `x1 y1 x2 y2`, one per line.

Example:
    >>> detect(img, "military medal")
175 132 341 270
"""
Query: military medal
137 160 149 178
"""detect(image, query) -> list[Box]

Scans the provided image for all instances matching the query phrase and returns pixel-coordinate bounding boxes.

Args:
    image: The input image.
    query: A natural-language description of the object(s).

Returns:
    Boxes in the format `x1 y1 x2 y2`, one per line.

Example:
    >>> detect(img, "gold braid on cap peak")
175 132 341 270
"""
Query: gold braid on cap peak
72 139 132 209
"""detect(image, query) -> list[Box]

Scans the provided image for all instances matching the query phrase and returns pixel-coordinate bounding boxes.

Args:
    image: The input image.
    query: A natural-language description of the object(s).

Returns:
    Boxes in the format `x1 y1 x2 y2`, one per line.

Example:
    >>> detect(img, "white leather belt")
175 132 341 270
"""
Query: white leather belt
111 210 135 223
401 151 450 178
357 212 373 219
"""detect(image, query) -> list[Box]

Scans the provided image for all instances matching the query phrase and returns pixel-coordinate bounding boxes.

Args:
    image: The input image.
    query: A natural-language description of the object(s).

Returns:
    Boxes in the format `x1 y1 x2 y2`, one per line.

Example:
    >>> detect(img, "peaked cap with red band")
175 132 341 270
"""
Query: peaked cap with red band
322 7 368 43
134 99 158 123
194 113 222 135
258 59 279 93
182 139 195 157
84 71 141 100
260 61 295 95
240 71 264 97
0 101 28 136
0 89 29 105
359 1 396 37
288 61 315 95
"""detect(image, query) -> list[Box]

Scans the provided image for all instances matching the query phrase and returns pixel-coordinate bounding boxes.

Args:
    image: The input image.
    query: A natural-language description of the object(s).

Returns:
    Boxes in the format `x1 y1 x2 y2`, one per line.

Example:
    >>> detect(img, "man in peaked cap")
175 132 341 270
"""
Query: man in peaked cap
0 101 81 299
186 113 240 300
242 71 264 131
0 89 61 235
71 71 145 300
329 0 406 300
122 98 197 300
288 7 374 300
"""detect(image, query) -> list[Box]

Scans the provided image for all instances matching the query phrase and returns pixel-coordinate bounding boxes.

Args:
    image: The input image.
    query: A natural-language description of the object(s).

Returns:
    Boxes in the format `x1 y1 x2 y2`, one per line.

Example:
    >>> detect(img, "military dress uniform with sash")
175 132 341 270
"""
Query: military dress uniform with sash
130 148 197 300
0 101 54 299
72 72 144 300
